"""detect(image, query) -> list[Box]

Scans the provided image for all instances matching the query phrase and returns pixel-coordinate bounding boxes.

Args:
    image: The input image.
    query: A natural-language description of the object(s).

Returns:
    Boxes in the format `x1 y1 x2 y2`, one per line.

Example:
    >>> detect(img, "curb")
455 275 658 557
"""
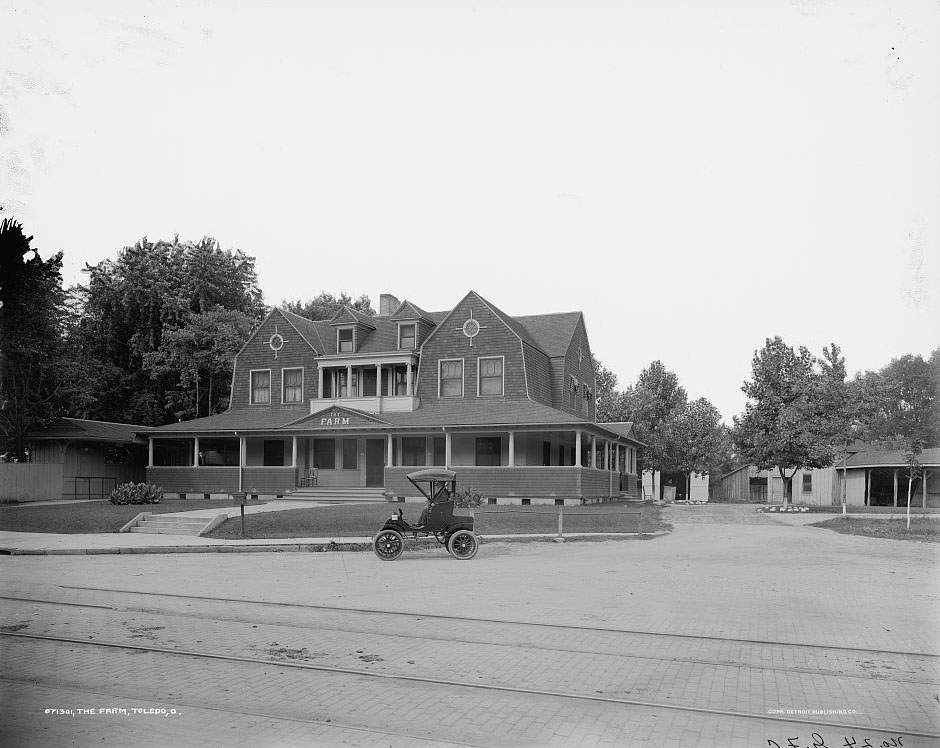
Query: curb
0 532 658 556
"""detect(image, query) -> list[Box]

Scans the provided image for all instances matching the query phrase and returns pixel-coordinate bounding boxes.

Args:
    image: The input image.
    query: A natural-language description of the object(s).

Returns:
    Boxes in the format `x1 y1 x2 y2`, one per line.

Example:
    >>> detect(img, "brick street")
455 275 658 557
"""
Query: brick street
1 505 938 746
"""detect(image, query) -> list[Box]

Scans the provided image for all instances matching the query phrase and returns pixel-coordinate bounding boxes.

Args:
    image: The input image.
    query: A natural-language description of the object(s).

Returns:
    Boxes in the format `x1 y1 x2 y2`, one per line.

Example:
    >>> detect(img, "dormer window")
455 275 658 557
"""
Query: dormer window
399 323 416 350
337 327 354 353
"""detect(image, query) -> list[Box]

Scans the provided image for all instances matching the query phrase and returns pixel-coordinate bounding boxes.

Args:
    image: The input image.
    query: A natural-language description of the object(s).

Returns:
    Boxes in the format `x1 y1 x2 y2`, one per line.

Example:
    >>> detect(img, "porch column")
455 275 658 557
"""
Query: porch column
346 365 353 398
865 469 871 506
406 360 413 396
893 469 898 507
148 437 154 467
386 435 393 467
291 436 298 468
508 431 515 467
376 364 382 397
575 431 581 466
445 432 452 468
387 368 393 396
318 367 324 399
590 435 596 468
193 436 200 467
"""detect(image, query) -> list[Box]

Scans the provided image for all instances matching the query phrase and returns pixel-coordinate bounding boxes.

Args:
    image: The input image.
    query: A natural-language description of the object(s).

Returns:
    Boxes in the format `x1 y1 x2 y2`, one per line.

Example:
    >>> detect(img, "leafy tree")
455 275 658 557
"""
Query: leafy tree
621 361 688 479
669 398 729 499
143 308 257 419
283 292 375 320
733 337 838 507
854 351 939 448
72 236 266 425
0 215 83 458
592 357 626 423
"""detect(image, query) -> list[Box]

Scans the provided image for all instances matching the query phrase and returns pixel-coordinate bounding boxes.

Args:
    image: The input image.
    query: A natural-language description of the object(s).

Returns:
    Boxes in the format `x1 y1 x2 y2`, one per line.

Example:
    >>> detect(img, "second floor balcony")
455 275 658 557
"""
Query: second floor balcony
316 353 418 412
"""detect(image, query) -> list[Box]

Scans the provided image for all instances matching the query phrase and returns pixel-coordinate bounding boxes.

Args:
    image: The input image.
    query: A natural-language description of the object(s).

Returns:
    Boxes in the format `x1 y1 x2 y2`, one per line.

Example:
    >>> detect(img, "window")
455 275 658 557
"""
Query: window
478 356 504 396
399 324 416 350
313 439 335 470
802 473 812 493
337 327 354 353
337 370 348 398
439 359 463 398
394 367 408 395
475 437 501 466
251 370 271 404
282 368 303 403
401 437 427 466
263 440 285 466
342 439 358 470
569 376 578 410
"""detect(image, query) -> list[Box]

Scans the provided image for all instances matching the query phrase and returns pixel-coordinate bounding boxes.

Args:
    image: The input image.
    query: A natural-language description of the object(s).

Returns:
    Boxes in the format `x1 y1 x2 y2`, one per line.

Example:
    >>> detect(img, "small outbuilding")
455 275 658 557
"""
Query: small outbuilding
8 418 149 501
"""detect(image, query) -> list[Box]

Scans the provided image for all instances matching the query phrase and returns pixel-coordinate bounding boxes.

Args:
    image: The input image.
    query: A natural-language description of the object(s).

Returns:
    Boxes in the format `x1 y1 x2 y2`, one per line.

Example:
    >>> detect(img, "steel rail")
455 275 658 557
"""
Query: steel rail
4 630 938 740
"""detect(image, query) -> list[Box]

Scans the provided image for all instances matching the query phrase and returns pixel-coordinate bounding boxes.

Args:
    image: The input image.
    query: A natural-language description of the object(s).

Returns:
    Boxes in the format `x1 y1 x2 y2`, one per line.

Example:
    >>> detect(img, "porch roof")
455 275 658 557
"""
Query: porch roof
139 400 642 443
29 417 149 444
844 447 940 469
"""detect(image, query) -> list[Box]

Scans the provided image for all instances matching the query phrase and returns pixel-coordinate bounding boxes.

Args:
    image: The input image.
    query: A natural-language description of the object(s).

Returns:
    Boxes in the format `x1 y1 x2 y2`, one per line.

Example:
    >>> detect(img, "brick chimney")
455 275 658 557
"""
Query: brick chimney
379 294 400 316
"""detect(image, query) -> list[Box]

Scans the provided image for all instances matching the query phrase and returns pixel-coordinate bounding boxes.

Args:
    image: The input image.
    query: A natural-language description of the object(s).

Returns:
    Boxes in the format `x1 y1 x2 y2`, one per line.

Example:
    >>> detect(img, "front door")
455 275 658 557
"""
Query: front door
366 439 385 487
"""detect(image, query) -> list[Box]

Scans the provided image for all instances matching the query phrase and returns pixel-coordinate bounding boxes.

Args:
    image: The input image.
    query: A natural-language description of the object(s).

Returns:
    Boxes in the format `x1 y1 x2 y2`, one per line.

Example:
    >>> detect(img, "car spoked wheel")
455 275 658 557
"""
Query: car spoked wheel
373 530 404 561
447 529 478 560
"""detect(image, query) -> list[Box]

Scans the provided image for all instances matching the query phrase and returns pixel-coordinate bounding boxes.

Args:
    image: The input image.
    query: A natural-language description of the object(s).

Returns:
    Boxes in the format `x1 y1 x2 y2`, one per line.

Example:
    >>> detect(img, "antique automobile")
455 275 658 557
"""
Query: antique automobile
373 468 479 561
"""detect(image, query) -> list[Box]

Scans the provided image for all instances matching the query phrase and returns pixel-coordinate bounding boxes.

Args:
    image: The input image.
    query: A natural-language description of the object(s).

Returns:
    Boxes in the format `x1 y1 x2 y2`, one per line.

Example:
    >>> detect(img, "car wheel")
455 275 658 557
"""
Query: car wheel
447 529 478 560
373 530 404 561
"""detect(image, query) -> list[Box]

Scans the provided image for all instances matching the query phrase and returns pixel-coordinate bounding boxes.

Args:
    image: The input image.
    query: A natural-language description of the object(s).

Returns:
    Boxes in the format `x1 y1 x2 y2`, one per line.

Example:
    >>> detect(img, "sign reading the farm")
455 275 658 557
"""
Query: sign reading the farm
303 407 387 429
320 412 350 426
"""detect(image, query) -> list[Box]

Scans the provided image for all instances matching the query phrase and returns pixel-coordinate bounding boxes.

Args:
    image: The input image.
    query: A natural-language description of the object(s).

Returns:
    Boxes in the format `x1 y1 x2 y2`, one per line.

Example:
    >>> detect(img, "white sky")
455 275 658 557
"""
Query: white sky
3 0 938 423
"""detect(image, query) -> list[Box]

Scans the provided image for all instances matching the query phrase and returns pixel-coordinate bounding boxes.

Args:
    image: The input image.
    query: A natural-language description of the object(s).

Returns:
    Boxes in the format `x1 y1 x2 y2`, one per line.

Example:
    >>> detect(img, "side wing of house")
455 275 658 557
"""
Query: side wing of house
554 314 595 420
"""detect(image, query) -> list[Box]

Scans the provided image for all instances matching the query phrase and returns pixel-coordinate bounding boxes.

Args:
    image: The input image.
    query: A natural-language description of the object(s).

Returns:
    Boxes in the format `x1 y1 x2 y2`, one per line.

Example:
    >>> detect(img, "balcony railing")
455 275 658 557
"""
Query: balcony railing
312 395 419 413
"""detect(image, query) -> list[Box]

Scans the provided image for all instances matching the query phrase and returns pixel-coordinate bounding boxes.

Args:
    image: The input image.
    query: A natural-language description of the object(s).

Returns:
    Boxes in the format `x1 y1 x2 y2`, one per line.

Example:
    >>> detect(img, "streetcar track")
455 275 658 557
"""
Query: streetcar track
2 677 496 748
4 630 939 740
3 594 938 686
45 586 940 659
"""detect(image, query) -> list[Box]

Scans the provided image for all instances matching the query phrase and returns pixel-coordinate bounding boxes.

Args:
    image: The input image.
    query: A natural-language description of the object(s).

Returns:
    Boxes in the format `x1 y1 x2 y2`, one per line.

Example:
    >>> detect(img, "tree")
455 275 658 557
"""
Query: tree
592 357 626 423
620 361 688 487
855 352 939 447
72 236 266 425
283 292 375 320
670 398 729 500
733 337 838 508
143 308 258 419
0 215 82 458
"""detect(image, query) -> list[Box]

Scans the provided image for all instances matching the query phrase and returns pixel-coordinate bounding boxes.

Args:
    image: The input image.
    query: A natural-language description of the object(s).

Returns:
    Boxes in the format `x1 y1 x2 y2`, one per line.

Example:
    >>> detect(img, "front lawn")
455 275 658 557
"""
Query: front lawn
0 500 234 534
206 501 665 539
810 516 940 543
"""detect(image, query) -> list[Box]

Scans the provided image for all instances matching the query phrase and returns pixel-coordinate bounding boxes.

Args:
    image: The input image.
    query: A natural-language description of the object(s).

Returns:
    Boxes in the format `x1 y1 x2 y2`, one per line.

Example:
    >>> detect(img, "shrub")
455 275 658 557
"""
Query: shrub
453 488 484 508
108 482 163 505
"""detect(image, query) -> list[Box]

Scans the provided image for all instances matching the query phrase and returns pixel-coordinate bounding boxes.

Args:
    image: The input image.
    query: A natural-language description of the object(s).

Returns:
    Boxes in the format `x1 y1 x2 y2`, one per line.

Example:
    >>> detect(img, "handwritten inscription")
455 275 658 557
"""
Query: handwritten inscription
767 734 903 748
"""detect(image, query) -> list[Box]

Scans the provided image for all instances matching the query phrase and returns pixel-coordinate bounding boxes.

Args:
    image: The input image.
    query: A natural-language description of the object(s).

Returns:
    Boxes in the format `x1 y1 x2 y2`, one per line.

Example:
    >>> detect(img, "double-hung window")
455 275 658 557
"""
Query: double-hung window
478 356 504 396
439 359 463 398
337 328 354 353
251 370 271 404
282 368 303 403
802 473 813 493
399 324 416 350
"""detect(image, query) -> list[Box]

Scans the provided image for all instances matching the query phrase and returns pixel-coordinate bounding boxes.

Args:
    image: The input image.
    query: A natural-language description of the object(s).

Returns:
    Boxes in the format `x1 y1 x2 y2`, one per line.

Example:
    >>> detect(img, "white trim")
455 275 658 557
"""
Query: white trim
397 321 417 351
438 358 465 399
249 368 272 405
476 355 505 397
520 341 530 401
281 366 304 404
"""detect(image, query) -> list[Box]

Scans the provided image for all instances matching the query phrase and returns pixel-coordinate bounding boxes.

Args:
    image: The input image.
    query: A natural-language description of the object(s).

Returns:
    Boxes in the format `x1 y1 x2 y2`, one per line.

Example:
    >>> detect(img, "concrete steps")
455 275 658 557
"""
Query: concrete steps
124 513 226 536
287 487 388 503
